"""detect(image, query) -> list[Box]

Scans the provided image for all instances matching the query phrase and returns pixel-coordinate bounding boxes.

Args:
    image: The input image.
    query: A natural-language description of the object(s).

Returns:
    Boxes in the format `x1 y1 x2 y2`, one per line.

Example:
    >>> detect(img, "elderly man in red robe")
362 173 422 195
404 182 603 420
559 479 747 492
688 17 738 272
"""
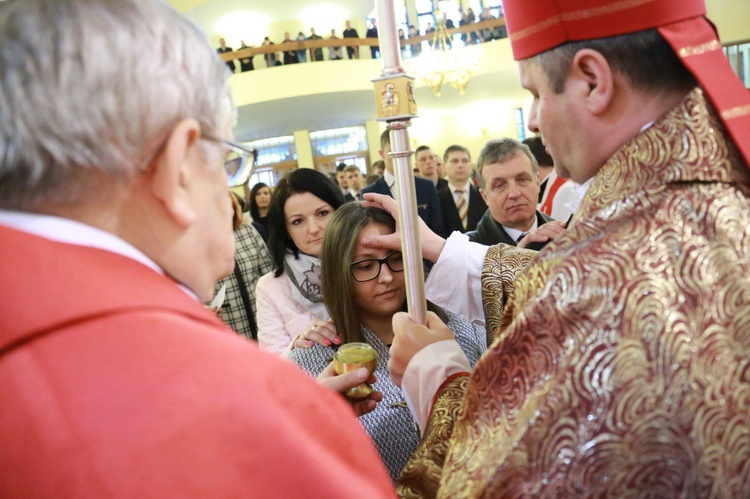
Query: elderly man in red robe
0 1 395 496
365 0 750 496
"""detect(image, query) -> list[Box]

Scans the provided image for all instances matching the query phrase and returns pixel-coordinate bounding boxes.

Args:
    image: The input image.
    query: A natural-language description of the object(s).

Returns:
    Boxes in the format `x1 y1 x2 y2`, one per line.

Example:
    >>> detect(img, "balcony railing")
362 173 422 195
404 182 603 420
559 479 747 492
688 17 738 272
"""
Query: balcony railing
220 21 749 90
724 38 750 89
218 17 507 68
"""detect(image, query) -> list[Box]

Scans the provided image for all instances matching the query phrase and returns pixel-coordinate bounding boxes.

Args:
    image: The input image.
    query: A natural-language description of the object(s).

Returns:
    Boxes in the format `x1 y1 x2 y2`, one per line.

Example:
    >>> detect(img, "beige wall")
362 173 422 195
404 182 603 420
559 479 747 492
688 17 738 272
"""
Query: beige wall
707 0 750 42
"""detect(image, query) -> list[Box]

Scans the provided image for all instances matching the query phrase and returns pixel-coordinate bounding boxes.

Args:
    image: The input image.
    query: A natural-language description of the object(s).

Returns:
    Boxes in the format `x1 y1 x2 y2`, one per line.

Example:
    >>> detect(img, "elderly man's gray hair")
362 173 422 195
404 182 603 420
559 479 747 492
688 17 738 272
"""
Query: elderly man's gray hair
0 0 235 209
476 138 538 189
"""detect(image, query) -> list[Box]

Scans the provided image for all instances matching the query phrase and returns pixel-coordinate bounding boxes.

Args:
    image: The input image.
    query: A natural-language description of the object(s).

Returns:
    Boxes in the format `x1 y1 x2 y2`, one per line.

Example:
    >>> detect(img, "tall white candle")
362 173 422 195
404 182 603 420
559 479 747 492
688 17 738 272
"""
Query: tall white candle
375 0 403 75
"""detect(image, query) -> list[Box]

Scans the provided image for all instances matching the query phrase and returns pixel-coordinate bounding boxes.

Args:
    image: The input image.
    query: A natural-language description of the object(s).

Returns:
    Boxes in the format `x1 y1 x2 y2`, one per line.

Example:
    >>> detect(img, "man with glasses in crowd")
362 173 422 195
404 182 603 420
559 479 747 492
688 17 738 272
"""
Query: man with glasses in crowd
0 1 394 496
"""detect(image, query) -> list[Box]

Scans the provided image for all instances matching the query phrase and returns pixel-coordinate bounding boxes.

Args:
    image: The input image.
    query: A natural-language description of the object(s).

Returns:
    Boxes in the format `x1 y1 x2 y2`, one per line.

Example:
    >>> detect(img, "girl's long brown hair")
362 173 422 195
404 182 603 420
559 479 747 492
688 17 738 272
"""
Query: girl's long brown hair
320 203 446 343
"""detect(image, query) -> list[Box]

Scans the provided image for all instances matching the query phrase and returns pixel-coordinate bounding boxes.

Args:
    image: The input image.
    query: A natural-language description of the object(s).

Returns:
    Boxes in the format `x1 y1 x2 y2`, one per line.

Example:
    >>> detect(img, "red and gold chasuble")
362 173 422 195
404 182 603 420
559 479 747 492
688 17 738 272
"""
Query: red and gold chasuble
398 88 750 497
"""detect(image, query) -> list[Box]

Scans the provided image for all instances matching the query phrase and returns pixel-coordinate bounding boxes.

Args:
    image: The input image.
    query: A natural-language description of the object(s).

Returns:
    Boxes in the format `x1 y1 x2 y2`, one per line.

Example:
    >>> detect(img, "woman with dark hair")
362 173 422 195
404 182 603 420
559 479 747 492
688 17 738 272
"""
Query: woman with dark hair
289 203 486 481
256 169 345 356
248 182 271 236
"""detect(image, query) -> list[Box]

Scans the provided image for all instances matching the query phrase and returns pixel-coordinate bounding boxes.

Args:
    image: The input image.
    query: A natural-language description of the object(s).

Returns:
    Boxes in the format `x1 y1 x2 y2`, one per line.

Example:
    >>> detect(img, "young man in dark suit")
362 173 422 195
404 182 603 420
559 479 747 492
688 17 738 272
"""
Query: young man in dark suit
362 130 447 238
438 145 487 234
415 145 449 191
217 37 236 73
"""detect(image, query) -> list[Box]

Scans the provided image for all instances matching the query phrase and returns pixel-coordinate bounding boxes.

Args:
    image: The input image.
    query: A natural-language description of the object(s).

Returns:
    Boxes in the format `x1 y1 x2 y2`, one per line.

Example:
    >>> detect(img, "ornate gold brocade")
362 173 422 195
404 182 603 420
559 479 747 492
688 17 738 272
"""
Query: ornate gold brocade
481 244 538 345
397 88 750 497
398 375 470 499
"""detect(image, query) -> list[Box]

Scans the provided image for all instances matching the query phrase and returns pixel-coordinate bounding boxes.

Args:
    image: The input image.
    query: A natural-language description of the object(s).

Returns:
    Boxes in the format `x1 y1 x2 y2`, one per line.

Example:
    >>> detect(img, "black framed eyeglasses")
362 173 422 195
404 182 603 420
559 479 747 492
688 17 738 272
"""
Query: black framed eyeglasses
203 135 258 188
350 251 404 282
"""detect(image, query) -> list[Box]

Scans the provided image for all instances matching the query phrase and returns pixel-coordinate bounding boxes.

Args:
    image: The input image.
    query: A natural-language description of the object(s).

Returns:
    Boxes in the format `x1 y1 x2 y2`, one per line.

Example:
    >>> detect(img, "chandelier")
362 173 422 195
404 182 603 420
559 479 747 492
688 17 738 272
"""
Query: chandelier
412 16 480 96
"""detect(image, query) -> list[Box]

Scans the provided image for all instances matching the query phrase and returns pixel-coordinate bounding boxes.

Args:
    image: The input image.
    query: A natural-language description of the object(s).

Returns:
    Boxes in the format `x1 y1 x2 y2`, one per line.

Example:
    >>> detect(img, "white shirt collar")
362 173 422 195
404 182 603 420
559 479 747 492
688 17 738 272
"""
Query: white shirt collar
448 181 471 196
383 169 396 196
503 217 539 243
573 177 594 201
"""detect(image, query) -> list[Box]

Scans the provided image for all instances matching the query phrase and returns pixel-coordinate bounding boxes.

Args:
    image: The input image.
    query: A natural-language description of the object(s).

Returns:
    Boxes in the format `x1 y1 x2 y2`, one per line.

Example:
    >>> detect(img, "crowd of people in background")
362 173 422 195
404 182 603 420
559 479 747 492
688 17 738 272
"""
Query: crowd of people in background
221 133 581 359
216 8 508 72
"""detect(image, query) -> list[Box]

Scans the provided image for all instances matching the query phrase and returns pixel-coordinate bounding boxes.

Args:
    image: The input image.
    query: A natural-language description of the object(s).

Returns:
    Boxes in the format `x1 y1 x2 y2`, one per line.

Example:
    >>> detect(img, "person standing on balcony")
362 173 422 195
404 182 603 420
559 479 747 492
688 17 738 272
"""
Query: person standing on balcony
261 36 277 67
366 18 379 59
308 27 323 62
328 28 343 60
282 32 298 65
398 28 408 59
343 20 359 59
409 25 422 57
238 39 254 72
295 31 307 62
217 37 235 73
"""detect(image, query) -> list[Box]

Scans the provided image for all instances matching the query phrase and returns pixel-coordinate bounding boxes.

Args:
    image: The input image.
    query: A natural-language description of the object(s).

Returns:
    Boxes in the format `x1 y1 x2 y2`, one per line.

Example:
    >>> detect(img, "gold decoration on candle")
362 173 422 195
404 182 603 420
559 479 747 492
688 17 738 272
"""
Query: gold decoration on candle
373 75 418 119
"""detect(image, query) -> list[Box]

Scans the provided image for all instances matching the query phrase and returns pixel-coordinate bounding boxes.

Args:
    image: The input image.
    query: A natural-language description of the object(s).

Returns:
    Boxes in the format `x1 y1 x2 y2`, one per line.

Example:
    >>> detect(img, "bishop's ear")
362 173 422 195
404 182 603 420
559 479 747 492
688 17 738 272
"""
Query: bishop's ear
147 118 203 227
569 48 614 115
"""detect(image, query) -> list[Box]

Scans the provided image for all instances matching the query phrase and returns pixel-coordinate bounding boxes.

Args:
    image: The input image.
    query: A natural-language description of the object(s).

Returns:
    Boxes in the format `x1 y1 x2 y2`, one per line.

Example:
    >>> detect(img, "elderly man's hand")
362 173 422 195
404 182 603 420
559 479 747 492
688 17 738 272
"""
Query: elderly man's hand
517 220 567 249
361 192 447 262
388 311 454 387
317 362 383 417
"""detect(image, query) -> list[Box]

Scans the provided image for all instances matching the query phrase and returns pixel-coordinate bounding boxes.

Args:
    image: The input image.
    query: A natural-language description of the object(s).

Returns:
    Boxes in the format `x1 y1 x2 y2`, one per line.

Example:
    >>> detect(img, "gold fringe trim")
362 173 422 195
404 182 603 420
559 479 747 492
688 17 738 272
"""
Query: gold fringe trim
510 0 659 43
721 104 750 120
678 40 722 58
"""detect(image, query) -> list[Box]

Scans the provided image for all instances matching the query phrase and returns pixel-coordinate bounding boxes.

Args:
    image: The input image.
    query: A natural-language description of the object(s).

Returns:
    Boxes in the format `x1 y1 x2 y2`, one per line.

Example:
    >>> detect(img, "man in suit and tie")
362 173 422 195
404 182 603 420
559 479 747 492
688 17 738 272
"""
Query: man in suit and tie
335 162 350 196
217 38 236 73
437 145 487 234
343 164 364 202
415 145 449 191
467 138 554 248
362 130 447 237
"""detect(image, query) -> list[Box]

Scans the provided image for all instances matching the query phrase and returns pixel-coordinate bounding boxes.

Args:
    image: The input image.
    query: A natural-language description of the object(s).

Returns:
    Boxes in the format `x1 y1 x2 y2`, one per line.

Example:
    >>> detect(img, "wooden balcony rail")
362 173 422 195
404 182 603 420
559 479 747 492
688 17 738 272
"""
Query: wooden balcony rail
723 38 750 89
218 16 507 62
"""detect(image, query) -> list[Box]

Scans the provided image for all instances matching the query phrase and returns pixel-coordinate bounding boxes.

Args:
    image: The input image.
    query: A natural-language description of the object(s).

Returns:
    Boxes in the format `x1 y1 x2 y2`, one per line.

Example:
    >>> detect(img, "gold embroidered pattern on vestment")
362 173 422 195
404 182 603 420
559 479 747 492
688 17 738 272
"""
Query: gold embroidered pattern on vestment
396 376 469 498
481 244 536 345
396 88 750 498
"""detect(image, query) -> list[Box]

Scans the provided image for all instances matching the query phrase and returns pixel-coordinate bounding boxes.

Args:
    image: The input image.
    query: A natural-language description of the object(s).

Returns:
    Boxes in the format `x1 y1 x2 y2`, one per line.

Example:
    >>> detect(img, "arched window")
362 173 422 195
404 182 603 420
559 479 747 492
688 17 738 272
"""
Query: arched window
310 126 370 175
416 0 436 36
244 135 297 187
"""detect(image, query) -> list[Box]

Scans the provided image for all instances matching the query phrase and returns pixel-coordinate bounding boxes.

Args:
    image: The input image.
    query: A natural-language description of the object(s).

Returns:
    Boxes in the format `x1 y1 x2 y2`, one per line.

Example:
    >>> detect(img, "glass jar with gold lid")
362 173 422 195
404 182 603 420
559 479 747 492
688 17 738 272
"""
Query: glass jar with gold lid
333 342 378 399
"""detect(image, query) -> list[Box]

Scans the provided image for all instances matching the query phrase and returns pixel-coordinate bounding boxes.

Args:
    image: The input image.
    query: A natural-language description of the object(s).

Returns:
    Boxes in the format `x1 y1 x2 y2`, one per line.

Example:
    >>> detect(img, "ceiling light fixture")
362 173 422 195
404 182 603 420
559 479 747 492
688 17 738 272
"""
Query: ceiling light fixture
412 12 480 96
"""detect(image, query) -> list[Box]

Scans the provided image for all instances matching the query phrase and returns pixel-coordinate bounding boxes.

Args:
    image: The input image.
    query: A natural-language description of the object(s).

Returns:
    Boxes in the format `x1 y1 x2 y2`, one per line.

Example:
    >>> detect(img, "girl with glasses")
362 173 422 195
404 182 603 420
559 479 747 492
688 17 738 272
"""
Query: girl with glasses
288 203 486 481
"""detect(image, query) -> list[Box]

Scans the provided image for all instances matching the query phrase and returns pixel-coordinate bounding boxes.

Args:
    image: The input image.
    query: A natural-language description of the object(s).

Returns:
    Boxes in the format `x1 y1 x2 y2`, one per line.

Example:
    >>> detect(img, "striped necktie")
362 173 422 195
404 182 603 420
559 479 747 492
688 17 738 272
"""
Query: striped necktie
455 189 468 230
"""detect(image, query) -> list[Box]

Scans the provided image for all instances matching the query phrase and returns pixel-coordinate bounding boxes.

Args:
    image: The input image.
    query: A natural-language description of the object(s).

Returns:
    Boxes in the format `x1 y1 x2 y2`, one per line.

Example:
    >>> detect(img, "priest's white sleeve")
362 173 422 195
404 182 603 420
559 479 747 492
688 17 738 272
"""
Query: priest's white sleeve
401 340 470 434
424 232 489 326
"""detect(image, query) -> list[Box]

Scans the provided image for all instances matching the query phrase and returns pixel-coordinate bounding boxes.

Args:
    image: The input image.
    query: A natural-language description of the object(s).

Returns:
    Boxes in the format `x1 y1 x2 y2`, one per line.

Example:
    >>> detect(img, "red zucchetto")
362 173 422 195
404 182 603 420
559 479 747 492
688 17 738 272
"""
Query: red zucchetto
502 0 750 170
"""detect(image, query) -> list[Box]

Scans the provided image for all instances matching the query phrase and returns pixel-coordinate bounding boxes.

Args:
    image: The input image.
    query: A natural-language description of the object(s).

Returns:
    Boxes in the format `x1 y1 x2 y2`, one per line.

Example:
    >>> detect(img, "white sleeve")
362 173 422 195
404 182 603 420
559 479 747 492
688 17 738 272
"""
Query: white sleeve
401 340 471 434
256 273 328 358
425 232 489 326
